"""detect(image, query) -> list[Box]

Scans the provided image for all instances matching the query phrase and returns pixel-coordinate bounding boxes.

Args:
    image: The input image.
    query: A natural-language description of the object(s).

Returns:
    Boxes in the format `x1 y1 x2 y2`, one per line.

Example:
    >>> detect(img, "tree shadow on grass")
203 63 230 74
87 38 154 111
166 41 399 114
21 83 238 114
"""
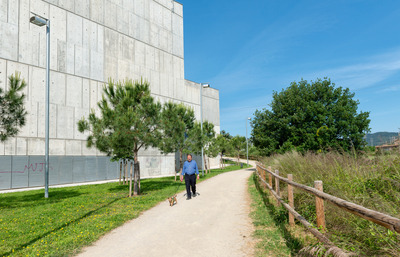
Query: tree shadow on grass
141 180 180 192
1 196 124 257
0 189 83 209
108 179 180 194
107 184 129 192
253 174 303 255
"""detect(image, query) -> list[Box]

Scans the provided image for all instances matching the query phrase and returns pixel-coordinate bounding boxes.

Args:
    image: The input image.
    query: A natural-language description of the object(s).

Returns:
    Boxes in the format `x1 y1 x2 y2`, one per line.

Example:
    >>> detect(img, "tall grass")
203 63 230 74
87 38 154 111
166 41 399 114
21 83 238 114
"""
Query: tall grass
261 151 400 256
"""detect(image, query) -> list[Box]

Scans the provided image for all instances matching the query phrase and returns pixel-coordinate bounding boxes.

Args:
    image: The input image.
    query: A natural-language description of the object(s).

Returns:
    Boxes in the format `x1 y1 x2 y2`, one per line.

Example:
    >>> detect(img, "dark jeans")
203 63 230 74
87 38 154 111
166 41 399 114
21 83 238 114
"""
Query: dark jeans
184 174 196 198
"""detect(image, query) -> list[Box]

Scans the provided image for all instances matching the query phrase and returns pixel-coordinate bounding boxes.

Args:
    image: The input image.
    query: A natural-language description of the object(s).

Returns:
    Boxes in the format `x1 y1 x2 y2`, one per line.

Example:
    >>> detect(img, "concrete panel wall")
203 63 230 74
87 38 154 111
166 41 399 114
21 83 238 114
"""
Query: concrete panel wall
0 156 119 190
184 80 220 129
0 0 220 187
182 80 221 170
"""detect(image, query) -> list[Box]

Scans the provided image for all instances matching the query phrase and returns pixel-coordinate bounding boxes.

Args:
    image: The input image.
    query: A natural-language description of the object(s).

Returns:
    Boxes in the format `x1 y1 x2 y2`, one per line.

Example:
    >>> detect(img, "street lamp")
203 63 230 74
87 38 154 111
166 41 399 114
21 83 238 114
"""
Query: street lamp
200 83 210 176
30 13 50 198
246 117 251 166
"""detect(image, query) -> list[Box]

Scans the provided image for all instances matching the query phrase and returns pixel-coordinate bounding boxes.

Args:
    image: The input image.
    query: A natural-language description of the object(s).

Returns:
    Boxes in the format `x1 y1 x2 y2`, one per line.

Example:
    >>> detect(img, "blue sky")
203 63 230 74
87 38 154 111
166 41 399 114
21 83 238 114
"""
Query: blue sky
179 0 400 137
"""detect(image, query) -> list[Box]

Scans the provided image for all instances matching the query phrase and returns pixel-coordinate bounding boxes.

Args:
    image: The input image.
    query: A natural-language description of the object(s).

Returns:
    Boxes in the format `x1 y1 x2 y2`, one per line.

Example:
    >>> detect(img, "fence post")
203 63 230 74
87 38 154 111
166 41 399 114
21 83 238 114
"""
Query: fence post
268 166 272 189
275 170 280 206
315 180 326 232
261 165 265 180
288 174 294 226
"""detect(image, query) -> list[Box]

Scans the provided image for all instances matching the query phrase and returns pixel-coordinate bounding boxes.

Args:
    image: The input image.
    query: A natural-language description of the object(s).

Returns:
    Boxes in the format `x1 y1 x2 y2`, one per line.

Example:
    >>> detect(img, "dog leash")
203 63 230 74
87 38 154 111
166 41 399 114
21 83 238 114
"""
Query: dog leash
174 181 181 195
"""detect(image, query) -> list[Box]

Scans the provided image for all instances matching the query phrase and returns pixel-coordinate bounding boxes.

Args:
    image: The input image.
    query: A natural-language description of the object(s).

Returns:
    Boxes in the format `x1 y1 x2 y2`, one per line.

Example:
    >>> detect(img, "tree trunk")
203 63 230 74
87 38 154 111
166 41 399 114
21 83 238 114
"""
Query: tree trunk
133 162 138 196
178 149 183 179
138 162 141 194
119 159 122 184
133 162 141 195
124 160 127 185
133 151 140 195
203 153 208 174
125 160 129 185
129 161 133 197
208 156 211 173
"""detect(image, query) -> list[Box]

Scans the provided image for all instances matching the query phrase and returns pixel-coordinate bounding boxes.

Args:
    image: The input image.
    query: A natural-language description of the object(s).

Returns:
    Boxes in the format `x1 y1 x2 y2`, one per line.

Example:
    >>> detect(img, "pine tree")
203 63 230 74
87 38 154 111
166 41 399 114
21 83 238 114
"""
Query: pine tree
159 102 195 180
210 134 231 169
0 72 27 142
78 79 161 196
231 135 246 165
187 121 215 173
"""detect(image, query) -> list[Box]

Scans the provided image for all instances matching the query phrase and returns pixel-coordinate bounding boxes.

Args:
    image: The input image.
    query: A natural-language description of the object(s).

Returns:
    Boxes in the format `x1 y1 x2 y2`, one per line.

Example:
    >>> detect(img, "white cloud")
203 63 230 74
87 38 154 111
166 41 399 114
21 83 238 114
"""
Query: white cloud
378 85 400 93
307 49 400 91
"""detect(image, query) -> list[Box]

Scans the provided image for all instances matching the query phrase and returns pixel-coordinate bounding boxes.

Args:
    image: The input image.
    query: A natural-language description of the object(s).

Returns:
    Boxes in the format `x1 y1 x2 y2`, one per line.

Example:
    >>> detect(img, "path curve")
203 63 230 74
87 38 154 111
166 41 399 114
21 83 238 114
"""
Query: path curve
77 165 256 257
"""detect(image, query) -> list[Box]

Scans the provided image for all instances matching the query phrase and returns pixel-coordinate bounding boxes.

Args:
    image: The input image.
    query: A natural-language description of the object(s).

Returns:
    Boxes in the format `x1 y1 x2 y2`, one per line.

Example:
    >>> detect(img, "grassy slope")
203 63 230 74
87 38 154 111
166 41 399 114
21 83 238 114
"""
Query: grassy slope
248 173 317 256
0 164 249 257
261 151 400 256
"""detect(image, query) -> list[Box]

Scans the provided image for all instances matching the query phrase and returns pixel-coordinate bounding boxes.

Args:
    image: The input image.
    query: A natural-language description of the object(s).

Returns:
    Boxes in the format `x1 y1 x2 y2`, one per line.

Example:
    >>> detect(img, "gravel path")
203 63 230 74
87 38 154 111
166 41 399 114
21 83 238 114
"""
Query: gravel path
76 165 256 257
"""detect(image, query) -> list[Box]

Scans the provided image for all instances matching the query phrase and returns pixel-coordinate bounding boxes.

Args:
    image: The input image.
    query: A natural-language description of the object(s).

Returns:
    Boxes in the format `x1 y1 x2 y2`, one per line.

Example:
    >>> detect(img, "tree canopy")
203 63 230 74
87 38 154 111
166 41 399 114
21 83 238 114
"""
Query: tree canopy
186 121 215 155
231 135 246 164
159 102 195 177
0 72 27 142
186 121 215 172
251 78 370 155
220 130 232 140
212 134 231 157
78 79 161 196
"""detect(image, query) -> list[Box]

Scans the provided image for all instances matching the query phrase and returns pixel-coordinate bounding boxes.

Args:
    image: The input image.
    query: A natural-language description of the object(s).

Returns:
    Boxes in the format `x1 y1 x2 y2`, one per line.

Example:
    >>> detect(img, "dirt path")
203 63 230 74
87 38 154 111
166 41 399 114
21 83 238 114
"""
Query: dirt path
76 165 256 257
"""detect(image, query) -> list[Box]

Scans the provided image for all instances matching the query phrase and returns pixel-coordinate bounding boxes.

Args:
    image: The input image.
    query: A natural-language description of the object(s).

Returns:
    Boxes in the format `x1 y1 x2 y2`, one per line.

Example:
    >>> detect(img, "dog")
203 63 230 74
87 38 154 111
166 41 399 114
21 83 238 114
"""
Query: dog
168 194 178 206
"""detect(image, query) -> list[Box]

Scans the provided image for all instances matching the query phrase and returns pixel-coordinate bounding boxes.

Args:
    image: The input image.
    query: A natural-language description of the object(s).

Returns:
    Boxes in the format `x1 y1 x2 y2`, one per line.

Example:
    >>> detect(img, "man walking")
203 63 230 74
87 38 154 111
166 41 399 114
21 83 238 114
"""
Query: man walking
180 154 200 200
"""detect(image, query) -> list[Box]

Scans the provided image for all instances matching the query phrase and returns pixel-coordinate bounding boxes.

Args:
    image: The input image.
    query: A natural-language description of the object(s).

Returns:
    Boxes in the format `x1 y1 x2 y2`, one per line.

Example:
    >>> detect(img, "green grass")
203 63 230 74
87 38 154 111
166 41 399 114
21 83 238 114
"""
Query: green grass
222 158 237 164
0 164 249 257
222 158 252 167
248 173 316 256
260 151 400 256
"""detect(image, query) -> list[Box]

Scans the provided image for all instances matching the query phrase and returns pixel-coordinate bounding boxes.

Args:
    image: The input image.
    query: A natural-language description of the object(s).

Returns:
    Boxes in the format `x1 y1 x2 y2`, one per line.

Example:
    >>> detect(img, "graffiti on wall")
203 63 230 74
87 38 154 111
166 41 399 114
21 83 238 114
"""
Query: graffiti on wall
0 162 54 174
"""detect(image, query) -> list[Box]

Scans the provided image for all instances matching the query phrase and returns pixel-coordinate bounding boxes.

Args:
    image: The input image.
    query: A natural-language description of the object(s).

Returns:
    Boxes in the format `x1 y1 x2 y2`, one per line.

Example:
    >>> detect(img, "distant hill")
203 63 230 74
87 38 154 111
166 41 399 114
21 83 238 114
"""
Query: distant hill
365 132 398 146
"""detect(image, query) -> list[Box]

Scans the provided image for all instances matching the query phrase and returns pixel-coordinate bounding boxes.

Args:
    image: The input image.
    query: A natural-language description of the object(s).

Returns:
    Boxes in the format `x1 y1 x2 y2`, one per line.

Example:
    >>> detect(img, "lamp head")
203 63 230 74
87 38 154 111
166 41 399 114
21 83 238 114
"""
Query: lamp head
30 15 47 27
201 83 210 88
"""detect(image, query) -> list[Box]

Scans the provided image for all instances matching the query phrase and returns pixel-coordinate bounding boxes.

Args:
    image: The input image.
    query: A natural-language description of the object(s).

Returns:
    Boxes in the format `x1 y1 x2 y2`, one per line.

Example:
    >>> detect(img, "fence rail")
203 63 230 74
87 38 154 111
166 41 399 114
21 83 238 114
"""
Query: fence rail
255 162 400 256
255 171 351 256
256 163 400 233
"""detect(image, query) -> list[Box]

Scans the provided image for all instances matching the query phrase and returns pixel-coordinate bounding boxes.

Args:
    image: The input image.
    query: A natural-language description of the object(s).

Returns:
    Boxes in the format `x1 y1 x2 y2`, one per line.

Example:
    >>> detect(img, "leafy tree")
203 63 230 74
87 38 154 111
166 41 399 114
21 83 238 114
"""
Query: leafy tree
187 121 215 173
231 135 246 165
220 130 232 140
210 134 232 168
0 72 27 142
200 121 216 173
204 136 219 172
251 78 370 155
78 79 161 196
159 102 195 180
248 144 260 160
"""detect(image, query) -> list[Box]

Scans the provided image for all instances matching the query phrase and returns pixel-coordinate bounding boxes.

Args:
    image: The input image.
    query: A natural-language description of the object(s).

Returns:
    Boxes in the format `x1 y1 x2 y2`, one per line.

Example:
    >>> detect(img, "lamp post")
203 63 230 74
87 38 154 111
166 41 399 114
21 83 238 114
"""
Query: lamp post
30 14 50 198
246 117 251 166
200 83 210 176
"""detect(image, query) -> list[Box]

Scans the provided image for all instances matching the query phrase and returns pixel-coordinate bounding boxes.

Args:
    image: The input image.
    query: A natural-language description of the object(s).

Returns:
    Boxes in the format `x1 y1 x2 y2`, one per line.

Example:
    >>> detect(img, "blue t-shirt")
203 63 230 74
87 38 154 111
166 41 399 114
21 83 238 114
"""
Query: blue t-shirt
181 160 199 176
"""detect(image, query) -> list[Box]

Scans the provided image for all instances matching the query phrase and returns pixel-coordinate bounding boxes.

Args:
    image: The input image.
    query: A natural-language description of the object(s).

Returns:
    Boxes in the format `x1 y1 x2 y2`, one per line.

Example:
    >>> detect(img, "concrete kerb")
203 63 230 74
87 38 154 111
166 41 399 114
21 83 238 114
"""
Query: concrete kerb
0 179 120 194
0 164 225 194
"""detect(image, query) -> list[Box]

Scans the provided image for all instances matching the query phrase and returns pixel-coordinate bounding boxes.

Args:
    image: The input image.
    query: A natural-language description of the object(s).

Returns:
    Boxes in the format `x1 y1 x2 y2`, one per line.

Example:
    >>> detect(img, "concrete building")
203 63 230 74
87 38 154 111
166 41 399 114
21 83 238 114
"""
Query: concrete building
375 138 400 152
0 0 220 190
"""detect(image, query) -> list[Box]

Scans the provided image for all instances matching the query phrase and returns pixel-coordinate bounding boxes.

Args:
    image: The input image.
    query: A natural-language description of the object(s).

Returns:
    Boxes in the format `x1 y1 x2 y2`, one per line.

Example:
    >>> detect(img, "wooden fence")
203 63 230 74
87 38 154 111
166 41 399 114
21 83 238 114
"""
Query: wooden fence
255 162 400 257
